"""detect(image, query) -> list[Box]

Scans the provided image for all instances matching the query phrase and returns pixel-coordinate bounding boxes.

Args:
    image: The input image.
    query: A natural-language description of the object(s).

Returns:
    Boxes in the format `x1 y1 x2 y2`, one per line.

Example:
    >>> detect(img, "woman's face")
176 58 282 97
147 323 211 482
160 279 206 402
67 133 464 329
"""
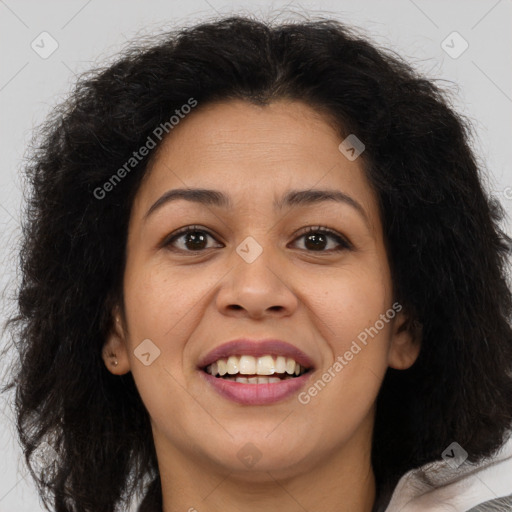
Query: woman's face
103 99 419 479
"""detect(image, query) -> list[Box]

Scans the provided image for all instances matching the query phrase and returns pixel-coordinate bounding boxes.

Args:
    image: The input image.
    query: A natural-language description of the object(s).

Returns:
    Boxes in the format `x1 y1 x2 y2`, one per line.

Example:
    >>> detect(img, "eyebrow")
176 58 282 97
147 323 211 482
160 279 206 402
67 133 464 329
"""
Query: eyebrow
144 187 370 227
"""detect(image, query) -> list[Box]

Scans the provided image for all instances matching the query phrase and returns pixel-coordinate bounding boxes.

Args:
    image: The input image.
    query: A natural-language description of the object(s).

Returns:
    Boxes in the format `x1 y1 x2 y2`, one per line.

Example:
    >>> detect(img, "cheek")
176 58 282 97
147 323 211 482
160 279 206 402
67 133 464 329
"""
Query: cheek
123 259 213 343
302 263 393 405
120 261 213 425
309 262 392 351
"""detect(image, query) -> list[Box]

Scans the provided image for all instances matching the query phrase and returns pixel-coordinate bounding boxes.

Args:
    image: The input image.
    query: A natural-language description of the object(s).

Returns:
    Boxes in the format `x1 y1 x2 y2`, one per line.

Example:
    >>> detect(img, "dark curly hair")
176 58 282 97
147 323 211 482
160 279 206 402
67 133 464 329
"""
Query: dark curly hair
2 13 512 512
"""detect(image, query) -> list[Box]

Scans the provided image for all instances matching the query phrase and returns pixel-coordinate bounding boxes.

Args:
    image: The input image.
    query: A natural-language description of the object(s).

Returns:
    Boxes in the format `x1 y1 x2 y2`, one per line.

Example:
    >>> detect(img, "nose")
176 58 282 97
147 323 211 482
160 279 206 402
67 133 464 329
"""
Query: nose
215 245 299 320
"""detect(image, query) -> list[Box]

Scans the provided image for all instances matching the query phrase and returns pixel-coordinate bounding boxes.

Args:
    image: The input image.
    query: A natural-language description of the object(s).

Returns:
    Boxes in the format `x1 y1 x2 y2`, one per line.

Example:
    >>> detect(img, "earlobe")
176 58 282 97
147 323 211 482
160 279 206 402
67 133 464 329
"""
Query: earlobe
101 313 131 375
387 311 422 370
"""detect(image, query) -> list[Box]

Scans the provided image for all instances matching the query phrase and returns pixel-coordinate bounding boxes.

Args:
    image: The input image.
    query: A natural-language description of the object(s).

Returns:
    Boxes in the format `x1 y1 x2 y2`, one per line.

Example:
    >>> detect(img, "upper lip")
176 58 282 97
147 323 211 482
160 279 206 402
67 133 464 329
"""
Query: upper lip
197 339 315 370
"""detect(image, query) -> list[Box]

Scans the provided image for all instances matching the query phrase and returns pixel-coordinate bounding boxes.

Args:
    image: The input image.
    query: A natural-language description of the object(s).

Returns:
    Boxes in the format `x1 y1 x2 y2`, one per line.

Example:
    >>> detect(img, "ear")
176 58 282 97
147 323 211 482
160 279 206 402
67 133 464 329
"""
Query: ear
387 307 422 370
101 306 131 375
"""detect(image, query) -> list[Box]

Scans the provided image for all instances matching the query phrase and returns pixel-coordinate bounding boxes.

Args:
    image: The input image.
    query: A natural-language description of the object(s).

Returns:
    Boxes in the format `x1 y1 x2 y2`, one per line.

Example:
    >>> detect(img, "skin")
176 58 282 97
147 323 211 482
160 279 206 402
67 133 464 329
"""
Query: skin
102 99 421 512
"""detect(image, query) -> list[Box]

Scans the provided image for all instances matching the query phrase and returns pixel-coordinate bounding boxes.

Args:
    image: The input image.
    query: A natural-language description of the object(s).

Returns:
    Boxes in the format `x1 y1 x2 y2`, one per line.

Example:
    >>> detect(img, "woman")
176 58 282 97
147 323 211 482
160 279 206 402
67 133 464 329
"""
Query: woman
2 14 512 512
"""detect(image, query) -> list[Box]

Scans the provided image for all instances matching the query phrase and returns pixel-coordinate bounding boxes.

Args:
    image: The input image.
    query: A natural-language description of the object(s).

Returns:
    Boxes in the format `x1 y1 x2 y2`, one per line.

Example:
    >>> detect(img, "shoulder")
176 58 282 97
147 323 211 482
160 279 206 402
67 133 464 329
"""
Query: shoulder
382 434 512 511
468 495 512 511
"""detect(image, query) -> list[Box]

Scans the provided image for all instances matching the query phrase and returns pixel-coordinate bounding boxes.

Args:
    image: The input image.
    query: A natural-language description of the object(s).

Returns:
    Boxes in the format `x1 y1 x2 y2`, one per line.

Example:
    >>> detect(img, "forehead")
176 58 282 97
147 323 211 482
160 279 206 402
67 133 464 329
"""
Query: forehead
149 99 345 172
132 99 379 230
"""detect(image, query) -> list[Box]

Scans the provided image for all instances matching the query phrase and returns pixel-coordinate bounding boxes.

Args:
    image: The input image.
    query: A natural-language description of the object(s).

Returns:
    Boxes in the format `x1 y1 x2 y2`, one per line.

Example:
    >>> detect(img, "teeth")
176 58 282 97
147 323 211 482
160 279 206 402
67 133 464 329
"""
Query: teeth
217 359 227 376
286 358 296 375
275 356 287 373
234 376 282 384
205 355 307 378
260 377 282 384
257 355 275 375
239 355 256 374
226 355 239 375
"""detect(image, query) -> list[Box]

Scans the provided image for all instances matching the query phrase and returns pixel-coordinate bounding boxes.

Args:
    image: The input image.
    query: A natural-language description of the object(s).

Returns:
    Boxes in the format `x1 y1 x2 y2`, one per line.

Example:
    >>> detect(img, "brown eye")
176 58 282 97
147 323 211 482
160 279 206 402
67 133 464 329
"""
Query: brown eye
163 226 222 252
162 225 351 254
292 227 351 252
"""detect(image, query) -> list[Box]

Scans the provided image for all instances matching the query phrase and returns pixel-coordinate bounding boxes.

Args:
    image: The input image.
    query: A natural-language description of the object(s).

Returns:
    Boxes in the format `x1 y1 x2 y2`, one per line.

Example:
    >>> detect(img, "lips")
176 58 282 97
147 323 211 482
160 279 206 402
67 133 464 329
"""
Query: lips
197 338 315 371
197 339 316 405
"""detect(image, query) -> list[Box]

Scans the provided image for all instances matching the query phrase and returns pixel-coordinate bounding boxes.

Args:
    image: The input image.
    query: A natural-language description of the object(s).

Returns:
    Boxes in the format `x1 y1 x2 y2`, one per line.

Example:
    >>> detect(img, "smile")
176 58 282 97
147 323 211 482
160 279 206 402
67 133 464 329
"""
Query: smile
204 354 309 383
197 338 315 404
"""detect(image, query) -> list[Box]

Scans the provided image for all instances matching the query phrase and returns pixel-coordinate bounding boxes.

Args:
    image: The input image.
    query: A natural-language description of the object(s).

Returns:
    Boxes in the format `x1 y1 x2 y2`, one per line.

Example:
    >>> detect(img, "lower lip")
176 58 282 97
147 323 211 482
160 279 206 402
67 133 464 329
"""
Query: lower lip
199 370 313 405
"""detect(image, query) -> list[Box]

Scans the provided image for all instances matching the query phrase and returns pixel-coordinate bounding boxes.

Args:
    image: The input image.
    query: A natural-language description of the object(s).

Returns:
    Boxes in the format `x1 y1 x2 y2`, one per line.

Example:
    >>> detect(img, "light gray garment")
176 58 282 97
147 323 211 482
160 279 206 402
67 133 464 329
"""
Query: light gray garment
383 434 512 511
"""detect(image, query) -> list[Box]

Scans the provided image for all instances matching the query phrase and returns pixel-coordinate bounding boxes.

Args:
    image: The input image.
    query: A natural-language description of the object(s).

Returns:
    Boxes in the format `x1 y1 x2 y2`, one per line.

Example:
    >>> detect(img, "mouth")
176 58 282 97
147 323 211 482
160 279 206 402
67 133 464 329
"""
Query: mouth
197 339 315 405
202 354 311 383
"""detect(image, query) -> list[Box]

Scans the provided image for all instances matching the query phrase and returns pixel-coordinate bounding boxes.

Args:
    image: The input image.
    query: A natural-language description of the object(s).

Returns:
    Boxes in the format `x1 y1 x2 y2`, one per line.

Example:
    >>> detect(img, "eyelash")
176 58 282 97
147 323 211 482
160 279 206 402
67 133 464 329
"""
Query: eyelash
162 224 352 254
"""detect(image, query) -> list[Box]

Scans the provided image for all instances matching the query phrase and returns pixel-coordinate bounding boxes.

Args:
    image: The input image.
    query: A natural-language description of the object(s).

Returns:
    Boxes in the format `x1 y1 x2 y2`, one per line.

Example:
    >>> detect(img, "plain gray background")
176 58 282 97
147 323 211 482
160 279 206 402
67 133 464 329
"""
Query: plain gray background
1 1 511 511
